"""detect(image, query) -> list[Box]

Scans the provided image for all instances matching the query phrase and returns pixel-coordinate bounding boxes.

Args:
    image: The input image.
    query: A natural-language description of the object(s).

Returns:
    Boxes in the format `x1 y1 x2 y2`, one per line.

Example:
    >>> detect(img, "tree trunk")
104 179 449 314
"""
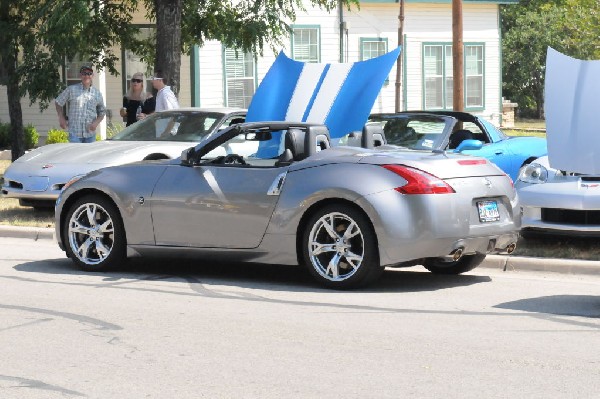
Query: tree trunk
154 0 182 96
0 2 24 161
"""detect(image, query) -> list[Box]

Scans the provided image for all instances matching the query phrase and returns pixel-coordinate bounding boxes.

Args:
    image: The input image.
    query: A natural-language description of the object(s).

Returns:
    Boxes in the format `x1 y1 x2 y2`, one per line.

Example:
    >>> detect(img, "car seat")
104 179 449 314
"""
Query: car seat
276 126 331 165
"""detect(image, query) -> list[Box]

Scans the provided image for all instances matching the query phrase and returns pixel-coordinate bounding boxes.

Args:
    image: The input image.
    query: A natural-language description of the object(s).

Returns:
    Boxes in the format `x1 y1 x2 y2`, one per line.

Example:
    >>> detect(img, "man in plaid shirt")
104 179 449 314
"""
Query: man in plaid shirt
55 65 106 143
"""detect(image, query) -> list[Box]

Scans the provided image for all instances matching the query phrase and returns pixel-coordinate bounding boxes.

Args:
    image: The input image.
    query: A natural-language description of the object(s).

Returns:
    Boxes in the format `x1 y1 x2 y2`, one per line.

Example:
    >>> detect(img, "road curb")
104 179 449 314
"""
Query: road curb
481 254 600 275
0 225 54 241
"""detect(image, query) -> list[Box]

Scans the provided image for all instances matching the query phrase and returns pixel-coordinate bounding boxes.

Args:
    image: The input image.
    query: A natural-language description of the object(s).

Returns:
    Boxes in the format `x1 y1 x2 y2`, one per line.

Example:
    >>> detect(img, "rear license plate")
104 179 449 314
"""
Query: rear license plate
477 200 500 223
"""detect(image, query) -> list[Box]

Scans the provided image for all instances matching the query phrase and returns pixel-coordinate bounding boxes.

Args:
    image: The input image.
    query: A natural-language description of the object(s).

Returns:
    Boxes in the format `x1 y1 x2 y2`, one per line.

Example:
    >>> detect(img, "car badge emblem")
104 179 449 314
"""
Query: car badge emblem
483 177 492 188
42 164 54 169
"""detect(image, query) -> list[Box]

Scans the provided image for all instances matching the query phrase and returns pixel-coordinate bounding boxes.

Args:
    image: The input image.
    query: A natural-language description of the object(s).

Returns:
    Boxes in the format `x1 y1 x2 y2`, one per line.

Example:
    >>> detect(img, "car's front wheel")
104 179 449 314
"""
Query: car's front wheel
302 204 383 289
423 253 486 275
63 194 126 271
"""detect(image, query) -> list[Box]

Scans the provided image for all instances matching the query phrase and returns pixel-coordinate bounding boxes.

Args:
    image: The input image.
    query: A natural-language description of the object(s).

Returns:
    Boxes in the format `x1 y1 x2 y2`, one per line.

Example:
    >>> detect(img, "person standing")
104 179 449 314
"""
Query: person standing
151 70 179 111
120 72 155 126
55 65 106 143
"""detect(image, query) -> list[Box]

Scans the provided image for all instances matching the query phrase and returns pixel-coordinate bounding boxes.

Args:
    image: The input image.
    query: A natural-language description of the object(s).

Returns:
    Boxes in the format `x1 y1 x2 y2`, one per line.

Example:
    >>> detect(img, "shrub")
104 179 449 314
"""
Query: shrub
0 121 9 149
0 122 39 149
24 124 39 149
46 128 69 144
106 122 124 139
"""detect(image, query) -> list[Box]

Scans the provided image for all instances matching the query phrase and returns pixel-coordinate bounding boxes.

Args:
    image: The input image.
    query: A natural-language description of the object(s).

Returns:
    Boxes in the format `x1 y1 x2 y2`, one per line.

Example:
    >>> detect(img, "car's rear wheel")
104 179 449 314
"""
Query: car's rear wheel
63 195 126 271
302 204 383 289
423 253 486 275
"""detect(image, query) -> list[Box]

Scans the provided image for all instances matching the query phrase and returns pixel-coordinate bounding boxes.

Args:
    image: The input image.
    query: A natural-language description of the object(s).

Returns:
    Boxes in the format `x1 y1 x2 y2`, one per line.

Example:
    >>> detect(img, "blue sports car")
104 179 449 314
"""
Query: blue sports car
368 111 547 181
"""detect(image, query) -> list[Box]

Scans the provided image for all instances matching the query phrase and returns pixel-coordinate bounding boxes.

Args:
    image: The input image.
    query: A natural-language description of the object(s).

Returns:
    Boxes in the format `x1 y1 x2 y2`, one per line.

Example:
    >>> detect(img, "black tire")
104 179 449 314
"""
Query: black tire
302 204 383 289
423 253 486 275
62 194 126 271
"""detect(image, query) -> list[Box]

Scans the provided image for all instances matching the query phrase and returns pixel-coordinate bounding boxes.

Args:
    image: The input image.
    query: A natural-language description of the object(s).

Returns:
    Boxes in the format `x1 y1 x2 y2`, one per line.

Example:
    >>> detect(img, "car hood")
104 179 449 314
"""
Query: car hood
545 48 600 174
14 141 193 166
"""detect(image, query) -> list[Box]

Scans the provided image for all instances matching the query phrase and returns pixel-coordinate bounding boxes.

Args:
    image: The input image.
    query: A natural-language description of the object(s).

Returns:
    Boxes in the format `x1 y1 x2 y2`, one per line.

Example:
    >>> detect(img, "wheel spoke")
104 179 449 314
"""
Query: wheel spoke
85 204 97 227
94 239 111 260
325 253 342 278
77 239 93 259
70 221 89 235
311 242 336 256
97 219 114 234
322 215 340 240
342 221 360 241
343 250 363 269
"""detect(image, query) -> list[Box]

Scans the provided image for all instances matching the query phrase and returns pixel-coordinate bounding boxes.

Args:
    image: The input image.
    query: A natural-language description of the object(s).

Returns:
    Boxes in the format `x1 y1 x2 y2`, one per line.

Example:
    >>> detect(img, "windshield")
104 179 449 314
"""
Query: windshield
368 114 454 150
110 111 226 142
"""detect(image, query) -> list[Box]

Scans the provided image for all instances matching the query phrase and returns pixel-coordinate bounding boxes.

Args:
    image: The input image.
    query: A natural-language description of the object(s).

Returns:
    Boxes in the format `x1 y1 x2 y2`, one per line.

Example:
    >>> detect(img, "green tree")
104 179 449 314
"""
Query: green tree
1 0 355 161
501 0 600 119
0 0 139 161
145 0 348 96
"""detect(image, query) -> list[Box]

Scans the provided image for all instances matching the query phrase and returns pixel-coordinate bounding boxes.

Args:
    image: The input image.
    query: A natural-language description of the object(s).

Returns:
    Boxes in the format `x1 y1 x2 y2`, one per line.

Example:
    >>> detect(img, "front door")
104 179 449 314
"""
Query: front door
150 164 283 248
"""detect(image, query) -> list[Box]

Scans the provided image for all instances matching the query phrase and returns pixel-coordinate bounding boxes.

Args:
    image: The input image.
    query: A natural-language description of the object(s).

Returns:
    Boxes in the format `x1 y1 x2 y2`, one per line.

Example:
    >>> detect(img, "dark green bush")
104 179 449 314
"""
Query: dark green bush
46 128 69 144
0 121 39 149
0 121 10 149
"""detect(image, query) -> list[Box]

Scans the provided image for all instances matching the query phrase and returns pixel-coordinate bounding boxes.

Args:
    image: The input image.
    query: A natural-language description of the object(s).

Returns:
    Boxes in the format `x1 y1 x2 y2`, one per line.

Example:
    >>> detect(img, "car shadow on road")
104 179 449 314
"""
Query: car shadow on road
494 295 600 319
13 256 492 293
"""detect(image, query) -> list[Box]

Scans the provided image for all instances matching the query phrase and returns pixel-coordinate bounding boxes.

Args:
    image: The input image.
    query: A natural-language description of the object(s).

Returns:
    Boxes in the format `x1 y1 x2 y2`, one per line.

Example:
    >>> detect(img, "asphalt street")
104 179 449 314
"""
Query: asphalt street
0 234 599 398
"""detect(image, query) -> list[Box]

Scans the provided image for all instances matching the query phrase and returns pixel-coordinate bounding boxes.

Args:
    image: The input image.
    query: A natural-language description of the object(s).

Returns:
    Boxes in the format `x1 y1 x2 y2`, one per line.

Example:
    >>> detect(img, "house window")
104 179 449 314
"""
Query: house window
360 38 388 61
361 38 389 84
423 43 484 110
123 27 155 92
465 45 484 108
291 26 320 63
223 48 256 108
64 54 91 87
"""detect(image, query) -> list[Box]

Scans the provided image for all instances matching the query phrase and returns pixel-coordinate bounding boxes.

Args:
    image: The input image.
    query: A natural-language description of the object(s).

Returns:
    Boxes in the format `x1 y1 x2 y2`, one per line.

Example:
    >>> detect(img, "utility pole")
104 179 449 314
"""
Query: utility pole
452 0 464 111
395 0 405 112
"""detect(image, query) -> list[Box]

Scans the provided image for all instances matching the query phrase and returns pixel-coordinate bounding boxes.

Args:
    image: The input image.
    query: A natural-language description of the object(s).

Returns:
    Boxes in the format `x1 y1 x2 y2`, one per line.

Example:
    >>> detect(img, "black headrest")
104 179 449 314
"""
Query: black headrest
283 126 331 161
362 124 387 149
284 129 305 160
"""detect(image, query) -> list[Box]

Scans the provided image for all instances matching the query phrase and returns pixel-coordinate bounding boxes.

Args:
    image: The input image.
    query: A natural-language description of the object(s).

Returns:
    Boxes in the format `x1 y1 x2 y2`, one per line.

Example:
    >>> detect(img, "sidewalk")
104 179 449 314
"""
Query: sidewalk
1 224 599 275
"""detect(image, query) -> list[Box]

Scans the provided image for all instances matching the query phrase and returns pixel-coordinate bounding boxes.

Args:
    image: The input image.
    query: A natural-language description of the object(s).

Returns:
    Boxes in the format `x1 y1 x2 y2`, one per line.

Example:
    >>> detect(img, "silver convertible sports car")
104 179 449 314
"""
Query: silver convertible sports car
2 108 246 209
55 122 520 289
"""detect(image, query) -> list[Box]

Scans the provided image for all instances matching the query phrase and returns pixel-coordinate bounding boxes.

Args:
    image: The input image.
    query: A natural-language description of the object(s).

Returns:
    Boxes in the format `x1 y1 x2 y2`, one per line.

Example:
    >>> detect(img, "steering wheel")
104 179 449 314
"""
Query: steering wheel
222 154 246 165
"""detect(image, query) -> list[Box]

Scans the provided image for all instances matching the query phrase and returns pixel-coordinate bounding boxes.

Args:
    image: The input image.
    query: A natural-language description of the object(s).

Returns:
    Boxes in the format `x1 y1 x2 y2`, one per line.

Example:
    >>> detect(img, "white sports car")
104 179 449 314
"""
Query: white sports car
1 108 246 209
516 156 600 236
516 48 600 237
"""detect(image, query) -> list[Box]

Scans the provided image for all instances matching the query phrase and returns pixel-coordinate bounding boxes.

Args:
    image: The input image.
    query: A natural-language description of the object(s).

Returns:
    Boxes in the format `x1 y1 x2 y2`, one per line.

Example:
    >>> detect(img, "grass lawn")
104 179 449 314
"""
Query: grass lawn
0 159 55 228
502 118 546 138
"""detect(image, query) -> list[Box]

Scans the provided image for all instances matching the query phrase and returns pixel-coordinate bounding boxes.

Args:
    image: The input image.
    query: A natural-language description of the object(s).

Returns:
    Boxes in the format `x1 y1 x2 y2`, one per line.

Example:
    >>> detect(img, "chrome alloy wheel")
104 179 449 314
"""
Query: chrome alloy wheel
307 212 365 281
67 202 115 265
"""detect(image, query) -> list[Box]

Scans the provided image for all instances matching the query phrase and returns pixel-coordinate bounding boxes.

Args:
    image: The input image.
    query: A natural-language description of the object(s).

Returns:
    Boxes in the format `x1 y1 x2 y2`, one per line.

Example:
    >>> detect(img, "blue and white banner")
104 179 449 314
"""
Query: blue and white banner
246 48 401 140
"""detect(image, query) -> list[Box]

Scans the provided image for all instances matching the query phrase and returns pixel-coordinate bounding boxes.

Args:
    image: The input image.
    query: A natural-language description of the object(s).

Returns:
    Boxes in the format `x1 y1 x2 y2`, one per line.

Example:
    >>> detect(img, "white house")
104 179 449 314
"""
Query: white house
0 0 517 141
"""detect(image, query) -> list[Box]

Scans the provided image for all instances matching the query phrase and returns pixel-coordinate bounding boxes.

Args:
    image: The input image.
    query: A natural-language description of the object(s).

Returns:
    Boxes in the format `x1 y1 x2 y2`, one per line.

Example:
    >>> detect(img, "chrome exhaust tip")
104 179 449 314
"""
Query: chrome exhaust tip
449 247 464 261
506 243 517 254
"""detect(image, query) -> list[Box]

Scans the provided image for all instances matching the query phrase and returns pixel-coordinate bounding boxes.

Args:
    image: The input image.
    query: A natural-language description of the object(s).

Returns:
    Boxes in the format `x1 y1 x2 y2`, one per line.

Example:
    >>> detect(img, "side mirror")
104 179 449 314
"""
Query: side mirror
181 147 195 166
454 139 483 153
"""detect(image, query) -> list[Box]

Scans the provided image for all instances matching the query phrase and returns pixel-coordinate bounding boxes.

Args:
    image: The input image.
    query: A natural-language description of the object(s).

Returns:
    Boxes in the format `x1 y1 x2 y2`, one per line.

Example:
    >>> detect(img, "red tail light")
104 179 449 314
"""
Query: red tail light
382 165 455 194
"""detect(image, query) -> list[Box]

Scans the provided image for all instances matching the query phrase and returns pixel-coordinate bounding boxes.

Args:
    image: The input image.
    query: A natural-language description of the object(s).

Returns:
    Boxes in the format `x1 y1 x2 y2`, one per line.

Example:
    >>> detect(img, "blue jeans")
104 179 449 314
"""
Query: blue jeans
69 133 96 143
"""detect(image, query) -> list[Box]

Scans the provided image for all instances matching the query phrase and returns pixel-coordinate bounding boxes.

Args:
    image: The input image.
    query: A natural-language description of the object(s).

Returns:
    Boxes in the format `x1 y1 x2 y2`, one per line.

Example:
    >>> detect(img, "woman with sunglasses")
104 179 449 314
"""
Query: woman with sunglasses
120 72 156 126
